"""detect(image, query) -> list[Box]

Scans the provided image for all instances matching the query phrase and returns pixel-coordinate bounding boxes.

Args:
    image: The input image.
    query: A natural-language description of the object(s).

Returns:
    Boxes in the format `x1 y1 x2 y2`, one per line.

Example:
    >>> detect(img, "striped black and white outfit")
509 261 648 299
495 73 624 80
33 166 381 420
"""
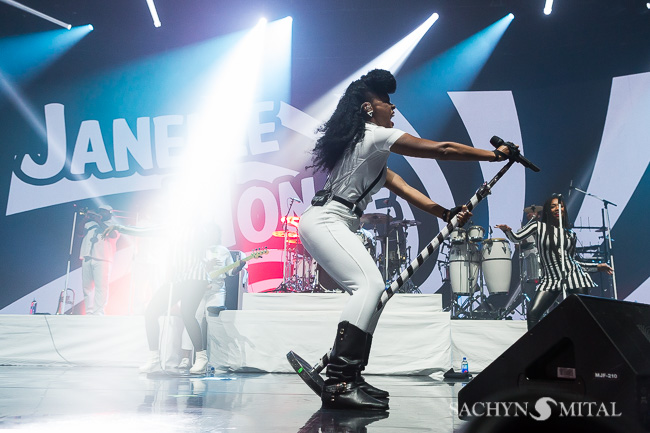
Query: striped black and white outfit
505 220 597 292
120 224 211 351
505 220 598 329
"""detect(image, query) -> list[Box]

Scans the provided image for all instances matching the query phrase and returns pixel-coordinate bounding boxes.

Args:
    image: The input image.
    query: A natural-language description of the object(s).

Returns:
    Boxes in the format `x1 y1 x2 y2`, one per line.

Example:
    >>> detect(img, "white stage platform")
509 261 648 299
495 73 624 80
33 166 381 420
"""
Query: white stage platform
207 293 528 375
0 293 528 375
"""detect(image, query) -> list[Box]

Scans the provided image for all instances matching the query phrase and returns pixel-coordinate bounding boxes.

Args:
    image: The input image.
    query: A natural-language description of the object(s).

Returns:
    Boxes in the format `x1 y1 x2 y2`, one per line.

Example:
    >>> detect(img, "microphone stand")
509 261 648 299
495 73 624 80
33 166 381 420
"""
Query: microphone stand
383 208 391 282
571 187 618 299
278 198 298 292
557 197 567 300
58 207 80 314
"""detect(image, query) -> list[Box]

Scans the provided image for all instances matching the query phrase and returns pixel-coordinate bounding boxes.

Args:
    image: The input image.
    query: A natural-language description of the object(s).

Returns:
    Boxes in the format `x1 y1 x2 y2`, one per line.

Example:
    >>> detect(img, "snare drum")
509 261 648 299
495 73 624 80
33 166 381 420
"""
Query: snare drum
450 227 467 244
467 225 485 243
449 243 480 294
481 238 512 294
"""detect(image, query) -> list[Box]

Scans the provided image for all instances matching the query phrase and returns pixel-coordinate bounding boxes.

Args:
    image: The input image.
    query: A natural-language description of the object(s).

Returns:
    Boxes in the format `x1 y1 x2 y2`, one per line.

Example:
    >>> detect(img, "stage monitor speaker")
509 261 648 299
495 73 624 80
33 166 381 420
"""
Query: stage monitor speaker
458 294 650 431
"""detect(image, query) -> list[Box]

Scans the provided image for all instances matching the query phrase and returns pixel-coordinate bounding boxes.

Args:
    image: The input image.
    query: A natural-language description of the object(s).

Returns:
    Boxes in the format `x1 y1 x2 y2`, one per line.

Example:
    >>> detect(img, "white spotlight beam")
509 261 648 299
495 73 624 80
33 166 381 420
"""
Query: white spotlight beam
0 0 71 29
544 0 554 15
145 0 161 27
306 12 439 121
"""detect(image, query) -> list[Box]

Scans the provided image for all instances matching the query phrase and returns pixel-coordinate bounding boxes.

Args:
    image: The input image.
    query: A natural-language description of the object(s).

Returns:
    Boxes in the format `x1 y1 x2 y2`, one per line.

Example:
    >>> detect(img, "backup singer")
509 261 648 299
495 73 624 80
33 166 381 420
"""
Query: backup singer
298 69 511 410
108 221 242 374
496 194 613 330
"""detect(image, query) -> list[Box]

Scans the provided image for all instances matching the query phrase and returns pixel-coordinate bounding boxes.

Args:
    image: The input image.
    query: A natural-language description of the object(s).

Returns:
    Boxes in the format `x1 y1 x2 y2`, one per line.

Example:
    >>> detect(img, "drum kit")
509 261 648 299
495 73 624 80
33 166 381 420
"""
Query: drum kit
270 212 421 293
441 223 514 318
359 212 421 293
271 216 319 293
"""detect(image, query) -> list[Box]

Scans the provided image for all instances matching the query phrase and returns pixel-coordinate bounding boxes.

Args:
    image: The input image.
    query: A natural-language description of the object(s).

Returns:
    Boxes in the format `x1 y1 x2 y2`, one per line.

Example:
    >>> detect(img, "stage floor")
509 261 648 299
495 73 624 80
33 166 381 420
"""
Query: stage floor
0 366 470 432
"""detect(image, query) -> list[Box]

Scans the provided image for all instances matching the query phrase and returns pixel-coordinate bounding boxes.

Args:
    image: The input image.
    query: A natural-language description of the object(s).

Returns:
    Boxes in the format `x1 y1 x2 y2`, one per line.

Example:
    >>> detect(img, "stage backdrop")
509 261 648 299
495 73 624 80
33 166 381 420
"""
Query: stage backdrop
1 0 648 314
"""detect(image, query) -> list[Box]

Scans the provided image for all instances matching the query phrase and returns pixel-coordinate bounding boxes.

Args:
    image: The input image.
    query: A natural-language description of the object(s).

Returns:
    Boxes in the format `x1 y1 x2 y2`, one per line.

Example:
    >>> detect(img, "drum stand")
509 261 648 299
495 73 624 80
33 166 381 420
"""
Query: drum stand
498 245 532 319
448 239 482 319
474 270 501 320
393 227 420 294
450 291 480 319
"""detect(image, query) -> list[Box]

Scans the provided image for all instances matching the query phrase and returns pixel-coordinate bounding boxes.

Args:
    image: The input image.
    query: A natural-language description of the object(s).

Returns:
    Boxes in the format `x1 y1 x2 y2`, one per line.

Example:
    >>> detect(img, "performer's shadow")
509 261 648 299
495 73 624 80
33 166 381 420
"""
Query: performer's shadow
296 408 389 433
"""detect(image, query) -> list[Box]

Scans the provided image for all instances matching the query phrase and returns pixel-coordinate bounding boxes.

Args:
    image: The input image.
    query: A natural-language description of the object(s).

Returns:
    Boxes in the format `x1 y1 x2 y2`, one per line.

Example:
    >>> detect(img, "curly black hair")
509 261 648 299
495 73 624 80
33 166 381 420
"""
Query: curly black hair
541 193 570 258
309 69 397 173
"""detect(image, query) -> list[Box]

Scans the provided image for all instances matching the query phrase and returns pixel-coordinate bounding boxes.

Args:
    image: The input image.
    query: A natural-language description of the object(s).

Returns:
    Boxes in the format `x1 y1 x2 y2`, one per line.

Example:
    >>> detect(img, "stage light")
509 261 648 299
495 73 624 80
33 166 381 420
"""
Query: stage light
167 18 272 223
543 0 553 15
396 13 521 236
647 2 650 9
507 13 515 20
145 0 162 28
399 12 515 128
0 25 94 84
305 11 439 121
0 0 72 29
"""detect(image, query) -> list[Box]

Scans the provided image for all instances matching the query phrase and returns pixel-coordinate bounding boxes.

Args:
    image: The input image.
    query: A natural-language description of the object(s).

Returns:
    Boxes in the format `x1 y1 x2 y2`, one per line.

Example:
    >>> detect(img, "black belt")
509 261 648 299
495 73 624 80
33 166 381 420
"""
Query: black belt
331 195 363 217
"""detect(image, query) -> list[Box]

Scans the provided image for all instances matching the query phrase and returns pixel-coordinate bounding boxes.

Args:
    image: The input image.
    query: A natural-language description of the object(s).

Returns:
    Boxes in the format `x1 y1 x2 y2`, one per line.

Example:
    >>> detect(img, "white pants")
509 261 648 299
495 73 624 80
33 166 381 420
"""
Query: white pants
82 258 112 315
298 201 386 334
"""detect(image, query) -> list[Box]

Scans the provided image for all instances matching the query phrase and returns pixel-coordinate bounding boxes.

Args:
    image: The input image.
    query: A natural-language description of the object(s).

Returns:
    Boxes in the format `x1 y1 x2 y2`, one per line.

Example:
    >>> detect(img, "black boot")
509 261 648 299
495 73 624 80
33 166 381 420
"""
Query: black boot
356 332 390 400
321 321 388 410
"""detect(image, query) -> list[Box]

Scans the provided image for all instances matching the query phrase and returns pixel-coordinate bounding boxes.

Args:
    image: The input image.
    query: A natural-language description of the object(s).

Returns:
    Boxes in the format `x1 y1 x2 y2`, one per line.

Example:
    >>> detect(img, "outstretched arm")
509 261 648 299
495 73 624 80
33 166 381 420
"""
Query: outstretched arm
391 133 510 162
496 221 537 243
384 168 471 225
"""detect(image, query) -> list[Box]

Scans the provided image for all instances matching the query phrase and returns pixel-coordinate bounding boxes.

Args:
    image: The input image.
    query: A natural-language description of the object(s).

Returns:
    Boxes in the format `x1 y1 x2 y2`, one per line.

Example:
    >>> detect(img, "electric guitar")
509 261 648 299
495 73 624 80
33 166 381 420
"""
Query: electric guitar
207 247 268 279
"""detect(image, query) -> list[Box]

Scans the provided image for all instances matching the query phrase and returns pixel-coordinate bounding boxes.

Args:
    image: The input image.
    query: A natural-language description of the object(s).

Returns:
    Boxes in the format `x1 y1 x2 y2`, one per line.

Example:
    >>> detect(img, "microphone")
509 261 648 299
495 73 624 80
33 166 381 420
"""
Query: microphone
289 197 302 203
490 136 541 172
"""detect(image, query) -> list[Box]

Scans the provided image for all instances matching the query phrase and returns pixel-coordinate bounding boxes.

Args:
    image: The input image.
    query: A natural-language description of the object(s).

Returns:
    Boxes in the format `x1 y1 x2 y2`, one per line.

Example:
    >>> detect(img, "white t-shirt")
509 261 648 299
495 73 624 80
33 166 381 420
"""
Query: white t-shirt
326 123 405 212
79 219 119 261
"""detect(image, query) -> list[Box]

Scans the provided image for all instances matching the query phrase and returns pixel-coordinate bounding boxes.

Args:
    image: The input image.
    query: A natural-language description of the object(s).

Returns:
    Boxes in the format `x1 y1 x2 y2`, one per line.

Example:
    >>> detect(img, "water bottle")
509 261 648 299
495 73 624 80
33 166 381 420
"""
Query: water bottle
30 299 37 315
461 357 469 374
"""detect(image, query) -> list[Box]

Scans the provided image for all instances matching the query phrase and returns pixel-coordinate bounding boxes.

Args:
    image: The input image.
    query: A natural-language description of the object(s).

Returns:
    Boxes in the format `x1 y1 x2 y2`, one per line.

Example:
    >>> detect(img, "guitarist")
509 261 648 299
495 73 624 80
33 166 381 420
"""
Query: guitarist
105 221 243 374
177 233 245 372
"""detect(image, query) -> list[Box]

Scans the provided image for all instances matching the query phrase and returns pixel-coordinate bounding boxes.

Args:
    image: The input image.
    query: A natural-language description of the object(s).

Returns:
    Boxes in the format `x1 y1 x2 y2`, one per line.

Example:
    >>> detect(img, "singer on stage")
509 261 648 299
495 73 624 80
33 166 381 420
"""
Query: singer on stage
298 68 511 410
496 194 613 330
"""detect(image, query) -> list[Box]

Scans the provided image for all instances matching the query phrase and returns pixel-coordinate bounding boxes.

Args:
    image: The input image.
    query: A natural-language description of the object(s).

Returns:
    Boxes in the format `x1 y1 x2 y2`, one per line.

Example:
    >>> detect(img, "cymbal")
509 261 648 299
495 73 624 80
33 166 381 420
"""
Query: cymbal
360 213 392 225
272 230 299 239
390 219 421 227
281 216 301 228
524 205 542 214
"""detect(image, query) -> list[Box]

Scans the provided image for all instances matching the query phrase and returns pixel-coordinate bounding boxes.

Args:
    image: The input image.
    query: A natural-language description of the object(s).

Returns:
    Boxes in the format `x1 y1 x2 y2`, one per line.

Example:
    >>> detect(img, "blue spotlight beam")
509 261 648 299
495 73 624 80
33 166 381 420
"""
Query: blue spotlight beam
397 13 515 135
0 25 93 84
